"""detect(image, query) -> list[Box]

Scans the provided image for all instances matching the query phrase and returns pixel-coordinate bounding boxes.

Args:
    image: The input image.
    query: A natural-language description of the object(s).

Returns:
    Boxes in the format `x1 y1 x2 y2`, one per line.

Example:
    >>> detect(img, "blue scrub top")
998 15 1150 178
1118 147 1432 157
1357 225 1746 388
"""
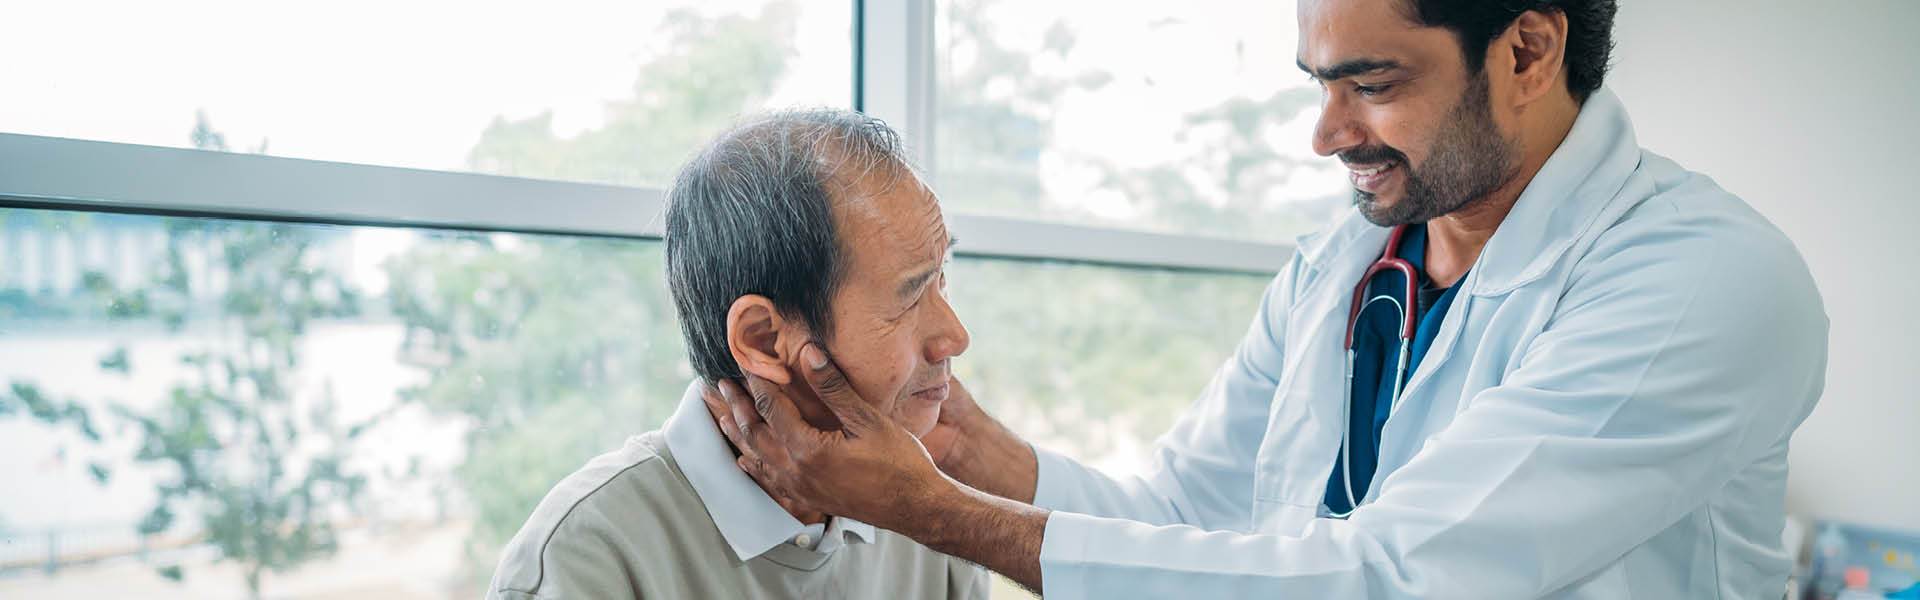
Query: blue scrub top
1324 223 1465 515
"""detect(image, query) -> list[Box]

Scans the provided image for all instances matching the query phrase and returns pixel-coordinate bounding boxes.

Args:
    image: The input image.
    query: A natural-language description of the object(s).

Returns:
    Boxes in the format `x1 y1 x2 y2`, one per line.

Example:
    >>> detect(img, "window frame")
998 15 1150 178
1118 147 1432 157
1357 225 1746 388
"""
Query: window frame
0 0 1293 276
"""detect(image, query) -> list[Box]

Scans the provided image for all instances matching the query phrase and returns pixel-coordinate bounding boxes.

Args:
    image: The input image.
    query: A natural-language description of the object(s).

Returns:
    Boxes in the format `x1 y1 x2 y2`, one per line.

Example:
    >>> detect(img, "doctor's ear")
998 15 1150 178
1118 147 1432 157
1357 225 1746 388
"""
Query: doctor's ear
725 295 800 386
1497 8 1570 107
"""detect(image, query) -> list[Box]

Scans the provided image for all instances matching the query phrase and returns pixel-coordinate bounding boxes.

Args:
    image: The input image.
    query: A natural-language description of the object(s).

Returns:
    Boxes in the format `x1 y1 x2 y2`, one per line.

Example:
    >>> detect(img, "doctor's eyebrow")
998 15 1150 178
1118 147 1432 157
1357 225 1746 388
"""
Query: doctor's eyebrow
896 236 959 300
1297 57 1404 81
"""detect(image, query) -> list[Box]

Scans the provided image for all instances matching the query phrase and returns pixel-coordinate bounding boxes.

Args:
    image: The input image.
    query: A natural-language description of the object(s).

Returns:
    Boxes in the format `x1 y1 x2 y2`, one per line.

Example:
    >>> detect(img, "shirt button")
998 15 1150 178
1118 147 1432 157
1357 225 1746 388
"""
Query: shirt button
794 533 812 547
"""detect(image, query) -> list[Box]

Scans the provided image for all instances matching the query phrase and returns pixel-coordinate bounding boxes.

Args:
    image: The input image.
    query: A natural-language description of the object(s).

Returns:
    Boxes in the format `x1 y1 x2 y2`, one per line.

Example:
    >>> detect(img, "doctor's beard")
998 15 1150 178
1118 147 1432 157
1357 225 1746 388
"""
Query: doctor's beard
1346 74 1521 227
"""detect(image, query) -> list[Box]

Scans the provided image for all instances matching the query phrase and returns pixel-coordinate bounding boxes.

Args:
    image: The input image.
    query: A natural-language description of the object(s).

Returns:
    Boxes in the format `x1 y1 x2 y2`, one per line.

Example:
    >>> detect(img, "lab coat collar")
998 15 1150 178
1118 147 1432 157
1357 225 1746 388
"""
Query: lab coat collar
662 381 877 562
1292 88 1642 296
1467 87 1641 295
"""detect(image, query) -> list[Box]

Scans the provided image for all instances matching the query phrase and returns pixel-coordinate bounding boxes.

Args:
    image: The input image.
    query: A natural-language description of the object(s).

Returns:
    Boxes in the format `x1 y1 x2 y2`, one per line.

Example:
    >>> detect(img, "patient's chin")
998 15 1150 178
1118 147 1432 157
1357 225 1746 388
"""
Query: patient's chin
898 403 941 439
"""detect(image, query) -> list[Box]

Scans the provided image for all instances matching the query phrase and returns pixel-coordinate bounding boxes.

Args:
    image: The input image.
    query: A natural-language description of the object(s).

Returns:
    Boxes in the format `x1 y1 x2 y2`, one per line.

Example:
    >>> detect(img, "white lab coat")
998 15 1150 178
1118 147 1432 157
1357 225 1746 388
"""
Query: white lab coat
1031 89 1829 599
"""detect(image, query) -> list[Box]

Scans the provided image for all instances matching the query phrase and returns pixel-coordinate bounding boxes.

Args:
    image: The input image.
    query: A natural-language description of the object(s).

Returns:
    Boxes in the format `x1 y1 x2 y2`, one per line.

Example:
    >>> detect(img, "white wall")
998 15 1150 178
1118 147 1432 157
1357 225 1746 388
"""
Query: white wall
1608 1 1920 531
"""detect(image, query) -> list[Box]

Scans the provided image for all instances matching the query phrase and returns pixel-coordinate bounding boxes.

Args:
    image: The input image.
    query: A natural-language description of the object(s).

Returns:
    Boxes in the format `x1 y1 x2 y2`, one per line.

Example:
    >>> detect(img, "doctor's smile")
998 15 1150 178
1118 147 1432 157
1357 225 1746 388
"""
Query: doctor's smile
1345 159 1398 193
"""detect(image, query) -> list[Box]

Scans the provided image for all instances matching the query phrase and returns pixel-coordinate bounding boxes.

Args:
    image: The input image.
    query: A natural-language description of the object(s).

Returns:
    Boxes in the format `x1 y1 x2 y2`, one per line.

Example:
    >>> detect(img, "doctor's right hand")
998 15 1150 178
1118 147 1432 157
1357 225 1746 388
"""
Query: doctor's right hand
919 378 1039 504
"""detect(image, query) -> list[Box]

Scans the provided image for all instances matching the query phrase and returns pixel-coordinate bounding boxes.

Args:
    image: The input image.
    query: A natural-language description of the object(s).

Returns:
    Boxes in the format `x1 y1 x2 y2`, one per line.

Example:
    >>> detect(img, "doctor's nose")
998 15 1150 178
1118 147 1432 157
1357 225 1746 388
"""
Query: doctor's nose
1311 95 1365 157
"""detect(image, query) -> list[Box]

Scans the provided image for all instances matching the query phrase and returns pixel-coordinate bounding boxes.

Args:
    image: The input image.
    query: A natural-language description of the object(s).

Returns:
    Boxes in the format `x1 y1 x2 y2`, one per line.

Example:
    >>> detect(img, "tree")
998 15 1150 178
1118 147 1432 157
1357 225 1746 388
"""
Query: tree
932 0 1282 455
465 4 799 188
387 4 802 588
107 217 372 600
3 113 377 600
400 0 1313 588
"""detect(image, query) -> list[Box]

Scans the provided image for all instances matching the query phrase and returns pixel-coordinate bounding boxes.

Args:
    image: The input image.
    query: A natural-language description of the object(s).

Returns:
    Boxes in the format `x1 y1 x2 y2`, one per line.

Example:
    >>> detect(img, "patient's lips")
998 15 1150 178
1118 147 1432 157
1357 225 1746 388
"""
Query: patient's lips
907 378 950 405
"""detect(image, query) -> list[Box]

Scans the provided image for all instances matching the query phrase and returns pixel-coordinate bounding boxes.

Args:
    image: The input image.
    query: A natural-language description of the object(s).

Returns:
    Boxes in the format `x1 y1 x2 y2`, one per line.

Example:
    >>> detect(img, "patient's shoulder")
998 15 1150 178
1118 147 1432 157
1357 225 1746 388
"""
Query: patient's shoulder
487 432 701 597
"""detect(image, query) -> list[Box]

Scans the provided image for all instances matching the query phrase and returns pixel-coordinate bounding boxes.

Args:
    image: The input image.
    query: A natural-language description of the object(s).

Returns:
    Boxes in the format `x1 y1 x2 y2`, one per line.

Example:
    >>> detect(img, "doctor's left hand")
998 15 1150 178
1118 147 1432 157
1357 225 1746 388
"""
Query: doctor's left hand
712 342 956 531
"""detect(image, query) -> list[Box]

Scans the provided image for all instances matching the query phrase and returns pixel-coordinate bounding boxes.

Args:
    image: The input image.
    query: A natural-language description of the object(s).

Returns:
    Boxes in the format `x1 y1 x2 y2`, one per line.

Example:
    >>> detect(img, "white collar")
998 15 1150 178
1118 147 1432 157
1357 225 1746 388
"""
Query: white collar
662 381 876 561
1292 87 1644 296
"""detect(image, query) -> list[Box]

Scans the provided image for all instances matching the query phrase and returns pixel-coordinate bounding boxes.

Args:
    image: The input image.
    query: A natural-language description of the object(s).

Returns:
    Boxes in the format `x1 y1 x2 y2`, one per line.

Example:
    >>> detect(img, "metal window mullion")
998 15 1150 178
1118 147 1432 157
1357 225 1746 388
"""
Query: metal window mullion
856 0 937 176
0 133 666 239
0 132 1288 274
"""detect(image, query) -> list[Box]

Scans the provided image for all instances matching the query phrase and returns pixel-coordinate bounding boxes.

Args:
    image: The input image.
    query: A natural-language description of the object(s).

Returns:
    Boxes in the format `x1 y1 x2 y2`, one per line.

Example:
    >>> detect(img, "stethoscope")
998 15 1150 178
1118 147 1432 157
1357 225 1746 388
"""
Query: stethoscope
1331 224 1419 518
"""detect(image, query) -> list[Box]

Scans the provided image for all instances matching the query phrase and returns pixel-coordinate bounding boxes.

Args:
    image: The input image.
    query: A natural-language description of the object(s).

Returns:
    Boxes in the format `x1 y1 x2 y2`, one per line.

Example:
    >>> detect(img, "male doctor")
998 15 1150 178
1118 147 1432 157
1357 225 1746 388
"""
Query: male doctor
710 0 1830 597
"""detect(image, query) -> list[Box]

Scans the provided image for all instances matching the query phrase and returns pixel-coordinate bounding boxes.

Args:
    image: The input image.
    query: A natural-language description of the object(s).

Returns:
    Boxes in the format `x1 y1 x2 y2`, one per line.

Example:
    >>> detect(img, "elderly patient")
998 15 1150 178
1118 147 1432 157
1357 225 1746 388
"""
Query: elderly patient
486 109 985 599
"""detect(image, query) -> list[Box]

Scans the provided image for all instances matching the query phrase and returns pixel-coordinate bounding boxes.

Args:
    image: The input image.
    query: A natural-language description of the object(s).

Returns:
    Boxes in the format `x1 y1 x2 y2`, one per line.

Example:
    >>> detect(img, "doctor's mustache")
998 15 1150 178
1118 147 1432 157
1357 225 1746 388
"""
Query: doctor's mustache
1338 144 1409 169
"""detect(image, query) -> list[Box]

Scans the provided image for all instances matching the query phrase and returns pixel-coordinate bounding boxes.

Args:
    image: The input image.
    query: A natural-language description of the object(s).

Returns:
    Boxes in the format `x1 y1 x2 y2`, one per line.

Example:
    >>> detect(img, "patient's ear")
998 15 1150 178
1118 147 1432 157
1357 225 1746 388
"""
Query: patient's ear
726 295 801 386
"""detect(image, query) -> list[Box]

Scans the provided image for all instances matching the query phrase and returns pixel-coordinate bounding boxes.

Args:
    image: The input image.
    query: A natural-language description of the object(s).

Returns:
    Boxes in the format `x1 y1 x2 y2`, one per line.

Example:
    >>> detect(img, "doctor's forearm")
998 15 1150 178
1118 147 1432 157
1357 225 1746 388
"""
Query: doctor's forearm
939 415 1039 504
911 480 1050 593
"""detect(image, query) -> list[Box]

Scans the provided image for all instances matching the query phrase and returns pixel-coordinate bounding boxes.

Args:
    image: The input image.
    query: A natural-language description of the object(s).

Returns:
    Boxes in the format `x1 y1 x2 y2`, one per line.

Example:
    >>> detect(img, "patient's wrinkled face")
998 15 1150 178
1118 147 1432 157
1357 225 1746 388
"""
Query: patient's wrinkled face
811 169 969 438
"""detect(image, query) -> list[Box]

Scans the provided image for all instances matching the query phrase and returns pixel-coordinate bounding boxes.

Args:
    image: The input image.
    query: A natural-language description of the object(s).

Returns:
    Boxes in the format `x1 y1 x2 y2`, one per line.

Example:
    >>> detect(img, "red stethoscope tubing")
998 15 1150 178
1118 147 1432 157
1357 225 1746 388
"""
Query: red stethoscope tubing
1332 224 1418 518
1345 224 1419 349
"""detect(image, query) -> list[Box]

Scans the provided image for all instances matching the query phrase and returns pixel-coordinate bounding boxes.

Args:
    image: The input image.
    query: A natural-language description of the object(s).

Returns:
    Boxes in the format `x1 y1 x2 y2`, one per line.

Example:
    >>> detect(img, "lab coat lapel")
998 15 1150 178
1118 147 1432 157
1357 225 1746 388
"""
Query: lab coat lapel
1362 88 1648 492
1267 215 1392 509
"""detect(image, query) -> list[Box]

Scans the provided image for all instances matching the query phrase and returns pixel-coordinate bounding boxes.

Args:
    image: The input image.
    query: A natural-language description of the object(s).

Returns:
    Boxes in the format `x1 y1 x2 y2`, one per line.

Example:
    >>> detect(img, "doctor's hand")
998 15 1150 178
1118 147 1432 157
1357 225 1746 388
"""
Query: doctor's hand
919 378 1039 504
713 343 1052 590
711 342 960 532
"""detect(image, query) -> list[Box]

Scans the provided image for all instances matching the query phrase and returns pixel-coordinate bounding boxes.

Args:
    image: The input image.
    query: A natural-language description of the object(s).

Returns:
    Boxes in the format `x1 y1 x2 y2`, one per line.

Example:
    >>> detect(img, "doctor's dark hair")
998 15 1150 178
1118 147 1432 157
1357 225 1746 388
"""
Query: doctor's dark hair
663 108 913 383
1399 0 1618 102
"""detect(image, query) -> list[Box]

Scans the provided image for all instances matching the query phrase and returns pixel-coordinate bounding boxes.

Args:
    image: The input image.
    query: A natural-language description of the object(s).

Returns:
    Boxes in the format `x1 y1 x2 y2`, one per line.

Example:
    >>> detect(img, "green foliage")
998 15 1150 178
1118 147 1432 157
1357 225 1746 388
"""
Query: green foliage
948 260 1266 455
3 382 100 442
98 347 132 375
936 0 1335 242
0 4 1324 599
0 113 376 599
464 5 799 188
1090 87 1329 240
393 5 801 584
385 233 690 580
936 0 1102 217
97 218 373 599
409 2 1288 579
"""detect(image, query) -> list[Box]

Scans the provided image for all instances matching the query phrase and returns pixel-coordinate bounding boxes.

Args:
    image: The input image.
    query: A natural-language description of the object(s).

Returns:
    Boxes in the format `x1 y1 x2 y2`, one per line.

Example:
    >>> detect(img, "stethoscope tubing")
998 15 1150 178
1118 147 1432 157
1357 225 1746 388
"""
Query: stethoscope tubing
1331 224 1419 518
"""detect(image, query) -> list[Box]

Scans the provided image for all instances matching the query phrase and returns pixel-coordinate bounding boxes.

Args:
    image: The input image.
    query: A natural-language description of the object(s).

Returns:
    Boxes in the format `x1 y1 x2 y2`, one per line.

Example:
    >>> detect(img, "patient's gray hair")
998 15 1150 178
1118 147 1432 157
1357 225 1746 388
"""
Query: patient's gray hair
664 108 917 383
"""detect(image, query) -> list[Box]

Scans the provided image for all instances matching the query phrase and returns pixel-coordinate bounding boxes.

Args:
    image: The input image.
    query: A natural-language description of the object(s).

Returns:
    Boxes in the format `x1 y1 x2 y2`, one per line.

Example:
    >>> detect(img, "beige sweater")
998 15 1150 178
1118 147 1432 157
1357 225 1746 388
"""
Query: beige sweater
488 431 988 599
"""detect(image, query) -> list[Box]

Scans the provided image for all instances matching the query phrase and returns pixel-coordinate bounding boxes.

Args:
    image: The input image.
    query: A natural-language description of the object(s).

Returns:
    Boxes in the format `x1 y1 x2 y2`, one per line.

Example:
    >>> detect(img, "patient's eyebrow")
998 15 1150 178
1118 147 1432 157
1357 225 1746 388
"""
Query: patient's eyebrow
1297 57 1403 81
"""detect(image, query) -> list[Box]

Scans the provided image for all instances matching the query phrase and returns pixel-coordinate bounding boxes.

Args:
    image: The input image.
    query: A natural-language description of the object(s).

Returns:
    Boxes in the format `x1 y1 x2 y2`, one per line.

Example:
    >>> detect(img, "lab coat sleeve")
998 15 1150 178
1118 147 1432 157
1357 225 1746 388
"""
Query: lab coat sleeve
1030 256 1300 531
1036 207 1829 599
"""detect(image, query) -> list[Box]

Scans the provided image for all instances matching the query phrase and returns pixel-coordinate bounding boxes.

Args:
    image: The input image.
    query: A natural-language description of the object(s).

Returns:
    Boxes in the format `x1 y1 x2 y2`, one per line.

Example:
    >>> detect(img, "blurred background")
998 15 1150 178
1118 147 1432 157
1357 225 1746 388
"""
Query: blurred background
0 1 1912 598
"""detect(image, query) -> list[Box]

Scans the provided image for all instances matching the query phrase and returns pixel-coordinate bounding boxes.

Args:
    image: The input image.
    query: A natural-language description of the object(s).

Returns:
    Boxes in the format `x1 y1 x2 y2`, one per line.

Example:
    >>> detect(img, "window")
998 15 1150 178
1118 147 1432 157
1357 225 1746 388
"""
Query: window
950 259 1267 473
0 0 852 188
0 206 1266 598
0 207 685 596
1 1 1303 598
934 0 1345 243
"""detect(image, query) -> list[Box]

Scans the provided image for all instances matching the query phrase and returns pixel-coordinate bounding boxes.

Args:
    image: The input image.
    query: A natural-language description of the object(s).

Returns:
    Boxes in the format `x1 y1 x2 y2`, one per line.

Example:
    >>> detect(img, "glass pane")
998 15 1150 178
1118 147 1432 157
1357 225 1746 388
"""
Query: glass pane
954 259 1268 600
0 0 851 188
949 259 1268 474
0 206 1268 598
934 0 1347 243
0 206 687 597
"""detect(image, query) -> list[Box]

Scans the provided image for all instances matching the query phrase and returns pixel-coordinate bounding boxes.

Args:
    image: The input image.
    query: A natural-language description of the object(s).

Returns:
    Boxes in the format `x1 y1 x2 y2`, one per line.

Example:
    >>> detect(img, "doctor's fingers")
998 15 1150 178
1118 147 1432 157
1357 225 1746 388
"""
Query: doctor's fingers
716 378 793 488
702 383 747 446
718 381 804 496
737 442 800 495
716 379 768 446
741 370 828 449
795 343 881 431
